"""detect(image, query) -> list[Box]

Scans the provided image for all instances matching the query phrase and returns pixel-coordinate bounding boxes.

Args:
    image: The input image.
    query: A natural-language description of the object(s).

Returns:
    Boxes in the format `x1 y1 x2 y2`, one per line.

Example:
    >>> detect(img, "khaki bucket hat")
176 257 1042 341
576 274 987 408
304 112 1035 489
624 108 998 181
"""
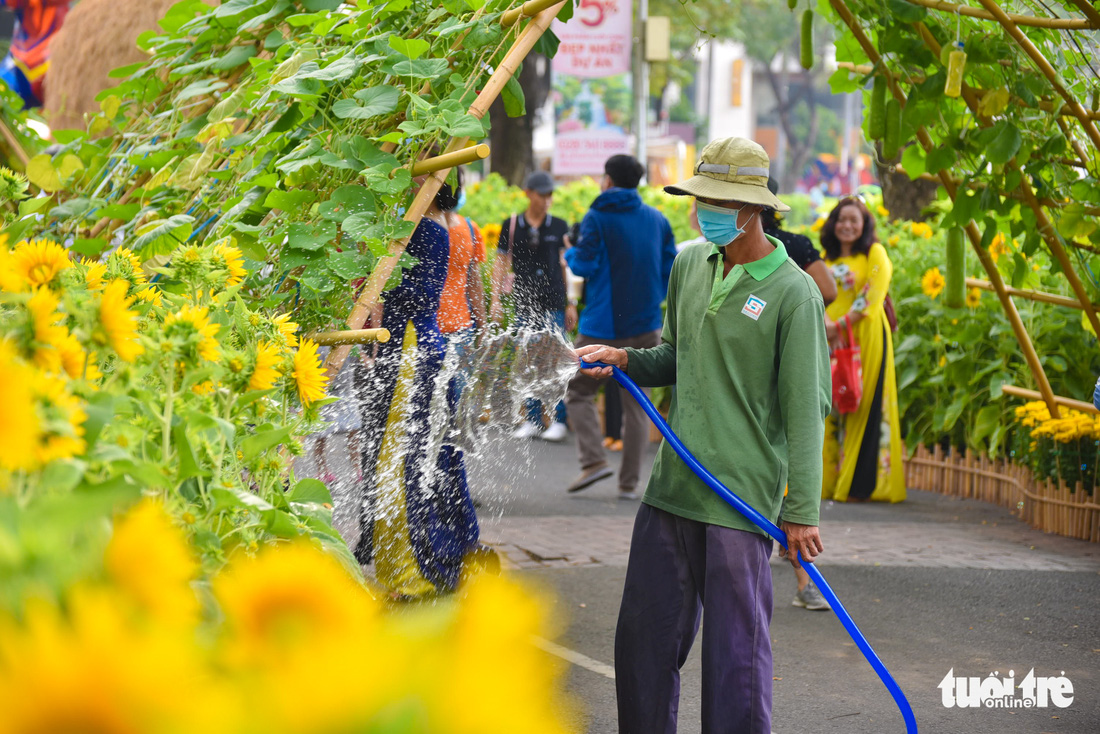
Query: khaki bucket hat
665 137 789 211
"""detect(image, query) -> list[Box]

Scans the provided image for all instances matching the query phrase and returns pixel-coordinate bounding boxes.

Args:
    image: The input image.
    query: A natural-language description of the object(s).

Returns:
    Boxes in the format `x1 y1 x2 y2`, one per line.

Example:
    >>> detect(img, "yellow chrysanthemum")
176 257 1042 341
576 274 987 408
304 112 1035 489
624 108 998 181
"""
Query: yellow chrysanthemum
938 355 947 368
10 238 72 290
965 286 982 309
291 338 328 407
213 242 247 288
273 313 299 348
213 542 377 655
110 247 147 286
166 304 221 362
247 341 282 391
83 260 107 290
887 234 900 247
96 279 145 362
810 216 827 233
910 222 934 240
921 267 945 299
106 499 199 625
0 341 41 472
876 205 890 218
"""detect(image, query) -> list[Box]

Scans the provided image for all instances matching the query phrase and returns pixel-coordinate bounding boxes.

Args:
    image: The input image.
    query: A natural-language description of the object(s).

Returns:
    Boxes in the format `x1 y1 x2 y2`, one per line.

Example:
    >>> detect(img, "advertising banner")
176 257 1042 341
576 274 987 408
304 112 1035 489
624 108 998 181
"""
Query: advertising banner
551 0 632 78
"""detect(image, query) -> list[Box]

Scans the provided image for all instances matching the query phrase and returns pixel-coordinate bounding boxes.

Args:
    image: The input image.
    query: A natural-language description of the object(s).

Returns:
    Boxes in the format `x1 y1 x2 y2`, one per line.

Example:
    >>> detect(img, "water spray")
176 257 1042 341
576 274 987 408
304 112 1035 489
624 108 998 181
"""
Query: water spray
587 360 919 733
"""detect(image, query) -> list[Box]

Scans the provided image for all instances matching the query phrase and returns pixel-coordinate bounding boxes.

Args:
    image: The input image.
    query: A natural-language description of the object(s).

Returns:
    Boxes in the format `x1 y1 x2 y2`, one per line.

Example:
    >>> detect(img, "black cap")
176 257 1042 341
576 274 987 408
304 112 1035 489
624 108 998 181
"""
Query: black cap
523 170 556 195
767 177 779 196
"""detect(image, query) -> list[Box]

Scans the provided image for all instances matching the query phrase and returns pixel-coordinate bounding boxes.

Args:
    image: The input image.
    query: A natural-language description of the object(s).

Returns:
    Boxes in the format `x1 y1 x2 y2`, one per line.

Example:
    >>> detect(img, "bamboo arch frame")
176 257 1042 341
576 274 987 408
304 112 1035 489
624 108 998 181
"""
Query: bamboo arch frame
321 0 567 376
830 0 1100 419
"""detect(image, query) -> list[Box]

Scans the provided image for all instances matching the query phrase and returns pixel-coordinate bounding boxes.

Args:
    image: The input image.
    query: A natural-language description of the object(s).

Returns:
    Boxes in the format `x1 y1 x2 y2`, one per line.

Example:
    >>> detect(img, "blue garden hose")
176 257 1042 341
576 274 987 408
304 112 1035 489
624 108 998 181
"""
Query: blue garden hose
588 361 918 733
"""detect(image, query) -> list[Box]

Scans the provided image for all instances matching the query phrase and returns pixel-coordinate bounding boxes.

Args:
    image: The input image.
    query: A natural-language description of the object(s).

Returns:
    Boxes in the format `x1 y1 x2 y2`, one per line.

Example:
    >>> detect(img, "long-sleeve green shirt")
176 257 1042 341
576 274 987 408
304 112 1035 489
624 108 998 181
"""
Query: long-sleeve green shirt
624 236 831 535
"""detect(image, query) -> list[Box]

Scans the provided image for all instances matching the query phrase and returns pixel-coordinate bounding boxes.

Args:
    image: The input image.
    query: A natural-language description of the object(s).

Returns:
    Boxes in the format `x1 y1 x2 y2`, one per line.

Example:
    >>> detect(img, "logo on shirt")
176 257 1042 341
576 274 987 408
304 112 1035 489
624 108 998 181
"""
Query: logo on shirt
741 295 767 320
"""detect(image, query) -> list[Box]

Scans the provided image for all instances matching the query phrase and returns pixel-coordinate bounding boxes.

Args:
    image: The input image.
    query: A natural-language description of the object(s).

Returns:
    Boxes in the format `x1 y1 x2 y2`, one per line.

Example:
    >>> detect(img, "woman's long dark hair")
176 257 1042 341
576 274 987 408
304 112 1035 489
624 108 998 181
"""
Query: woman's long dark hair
820 197 877 260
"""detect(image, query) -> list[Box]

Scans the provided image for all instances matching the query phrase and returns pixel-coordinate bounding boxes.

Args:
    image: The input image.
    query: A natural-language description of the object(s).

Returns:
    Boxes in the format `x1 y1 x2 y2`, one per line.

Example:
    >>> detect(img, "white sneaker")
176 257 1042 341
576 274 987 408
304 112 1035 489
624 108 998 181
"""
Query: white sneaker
511 422 542 440
540 422 568 442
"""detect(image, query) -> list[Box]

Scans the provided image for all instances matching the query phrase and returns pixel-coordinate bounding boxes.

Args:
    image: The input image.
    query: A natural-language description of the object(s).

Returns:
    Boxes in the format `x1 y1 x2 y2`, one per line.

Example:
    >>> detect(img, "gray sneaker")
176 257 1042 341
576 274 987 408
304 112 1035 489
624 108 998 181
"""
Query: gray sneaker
792 581 831 611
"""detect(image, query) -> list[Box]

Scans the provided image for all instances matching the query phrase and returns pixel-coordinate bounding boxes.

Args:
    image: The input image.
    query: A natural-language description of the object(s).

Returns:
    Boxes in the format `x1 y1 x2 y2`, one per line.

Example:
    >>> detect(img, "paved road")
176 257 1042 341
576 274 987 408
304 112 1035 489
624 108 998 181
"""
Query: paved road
467 430 1100 734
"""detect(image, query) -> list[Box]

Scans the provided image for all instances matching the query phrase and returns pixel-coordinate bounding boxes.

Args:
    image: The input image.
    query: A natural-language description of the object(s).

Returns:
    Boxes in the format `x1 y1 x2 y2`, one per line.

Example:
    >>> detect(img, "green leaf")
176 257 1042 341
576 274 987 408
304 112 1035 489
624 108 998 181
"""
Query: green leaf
265 188 316 211
287 477 333 504
327 250 373 279
926 146 956 175
172 423 207 481
502 75 526 118
212 44 257 71
275 139 325 173
18 196 50 216
318 185 375 223
886 0 927 23
211 486 275 513
901 145 926 179
262 508 302 537
828 68 861 94
985 120 1022 166
387 58 450 78
442 111 485 139
133 215 195 259
287 222 337 251
332 86 400 120
240 427 292 462
388 36 430 60
26 154 61 192
971 404 1002 446
39 460 88 494
300 53 359 82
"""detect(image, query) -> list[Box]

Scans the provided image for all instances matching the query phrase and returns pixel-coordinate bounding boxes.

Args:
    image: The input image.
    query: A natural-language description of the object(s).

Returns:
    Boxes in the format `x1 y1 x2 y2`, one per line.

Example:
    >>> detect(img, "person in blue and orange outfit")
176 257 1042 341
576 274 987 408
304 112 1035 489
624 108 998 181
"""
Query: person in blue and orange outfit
0 0 70 108
353 172 482 599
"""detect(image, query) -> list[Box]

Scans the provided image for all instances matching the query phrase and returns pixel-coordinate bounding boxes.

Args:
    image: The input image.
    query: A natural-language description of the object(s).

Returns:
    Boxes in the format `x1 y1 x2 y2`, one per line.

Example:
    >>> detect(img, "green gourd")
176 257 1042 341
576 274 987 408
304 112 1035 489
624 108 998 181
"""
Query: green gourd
788 0 798 9
869 76 887 140
945 227 966 308
800 10 813 70
883 98 901 159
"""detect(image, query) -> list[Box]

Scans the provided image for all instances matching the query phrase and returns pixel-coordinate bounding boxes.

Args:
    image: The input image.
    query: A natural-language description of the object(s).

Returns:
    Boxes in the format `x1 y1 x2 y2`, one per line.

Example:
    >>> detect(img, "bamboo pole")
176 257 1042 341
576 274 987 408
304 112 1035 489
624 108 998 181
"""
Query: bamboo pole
829 0 1062 417
409 144 490 176
309 328 391 346
1068 0 1100 26
976 0 1100 154
912 23 1100 339
322 1 567 377
964 277 1095 310
501 0 564 27
0 118 29 168
904 0 1096 29
1001 384 1100 414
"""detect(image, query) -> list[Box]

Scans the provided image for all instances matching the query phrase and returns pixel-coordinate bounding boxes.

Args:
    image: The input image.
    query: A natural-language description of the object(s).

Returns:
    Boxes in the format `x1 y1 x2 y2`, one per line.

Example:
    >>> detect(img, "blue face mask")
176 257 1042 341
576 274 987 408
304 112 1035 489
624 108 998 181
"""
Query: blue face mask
696 200 755 246
455 188 467 212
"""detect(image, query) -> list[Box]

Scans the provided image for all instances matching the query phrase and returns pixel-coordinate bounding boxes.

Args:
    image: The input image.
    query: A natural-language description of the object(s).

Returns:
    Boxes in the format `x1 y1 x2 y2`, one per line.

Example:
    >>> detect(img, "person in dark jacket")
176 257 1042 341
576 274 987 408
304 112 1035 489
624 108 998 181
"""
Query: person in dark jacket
563 154 677 498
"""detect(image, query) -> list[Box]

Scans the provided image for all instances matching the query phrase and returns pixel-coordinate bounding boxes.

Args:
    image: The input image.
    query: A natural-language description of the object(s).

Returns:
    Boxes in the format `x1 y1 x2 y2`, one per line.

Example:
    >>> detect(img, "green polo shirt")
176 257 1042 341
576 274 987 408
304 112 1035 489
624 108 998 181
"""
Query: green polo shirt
624 235 831 535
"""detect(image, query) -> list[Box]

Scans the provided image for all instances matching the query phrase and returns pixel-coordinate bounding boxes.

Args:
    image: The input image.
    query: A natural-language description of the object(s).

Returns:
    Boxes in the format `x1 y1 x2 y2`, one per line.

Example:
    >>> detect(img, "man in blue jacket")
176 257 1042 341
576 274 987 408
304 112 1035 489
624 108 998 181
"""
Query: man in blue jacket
564 155 677 498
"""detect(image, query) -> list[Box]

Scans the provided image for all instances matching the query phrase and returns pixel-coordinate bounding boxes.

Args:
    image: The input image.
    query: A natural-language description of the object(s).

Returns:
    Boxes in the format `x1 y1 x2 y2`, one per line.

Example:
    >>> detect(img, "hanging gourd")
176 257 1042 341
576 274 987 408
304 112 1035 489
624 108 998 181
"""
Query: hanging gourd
788 0 798 9
800 10 814 70
882 98 902 159
945 227 966 308
869 75 887 140
944 42 967 98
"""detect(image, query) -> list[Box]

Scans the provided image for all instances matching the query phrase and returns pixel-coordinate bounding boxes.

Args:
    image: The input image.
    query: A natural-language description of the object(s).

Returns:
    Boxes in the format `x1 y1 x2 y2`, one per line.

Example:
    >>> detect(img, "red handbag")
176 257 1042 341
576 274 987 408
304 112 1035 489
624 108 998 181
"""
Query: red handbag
831 318 862 414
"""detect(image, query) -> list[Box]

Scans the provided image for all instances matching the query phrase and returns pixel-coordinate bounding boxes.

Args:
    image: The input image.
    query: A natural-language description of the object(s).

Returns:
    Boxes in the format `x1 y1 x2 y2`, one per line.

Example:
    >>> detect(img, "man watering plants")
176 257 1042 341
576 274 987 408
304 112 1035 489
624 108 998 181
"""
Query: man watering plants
576 137 831 734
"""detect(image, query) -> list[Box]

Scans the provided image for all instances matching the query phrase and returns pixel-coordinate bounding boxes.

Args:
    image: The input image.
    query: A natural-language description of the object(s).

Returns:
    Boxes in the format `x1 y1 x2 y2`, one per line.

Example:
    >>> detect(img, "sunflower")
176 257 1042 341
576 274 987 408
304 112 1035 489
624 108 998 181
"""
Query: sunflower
134 285 163 306
273 313 299 348
56 331 89 380
247 341 283 391
0 243 23 292
988 233 1009 264
96 279 145 362
165 304 220 362
0 341 41 472
10 238 72 290
82 260 107 290
109 247 147 287
106 499 199 625
965 286 982 309
291 338 328 406
213 241 247 288
921 267 945 299
213 541 377 655
26 288 68 373
31 371 86 464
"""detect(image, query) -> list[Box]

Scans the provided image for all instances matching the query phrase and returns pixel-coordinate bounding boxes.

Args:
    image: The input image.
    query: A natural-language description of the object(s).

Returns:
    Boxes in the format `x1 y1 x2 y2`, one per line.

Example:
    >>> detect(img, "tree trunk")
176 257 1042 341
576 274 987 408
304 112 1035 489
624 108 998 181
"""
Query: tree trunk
878 144 939 221
488 54 551 186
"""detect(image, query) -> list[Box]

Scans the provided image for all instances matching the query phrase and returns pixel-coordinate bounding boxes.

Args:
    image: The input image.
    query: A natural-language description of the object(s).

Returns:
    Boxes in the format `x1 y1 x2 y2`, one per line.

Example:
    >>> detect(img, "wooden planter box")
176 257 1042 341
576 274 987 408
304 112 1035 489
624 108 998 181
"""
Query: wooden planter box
903 445 1100 543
